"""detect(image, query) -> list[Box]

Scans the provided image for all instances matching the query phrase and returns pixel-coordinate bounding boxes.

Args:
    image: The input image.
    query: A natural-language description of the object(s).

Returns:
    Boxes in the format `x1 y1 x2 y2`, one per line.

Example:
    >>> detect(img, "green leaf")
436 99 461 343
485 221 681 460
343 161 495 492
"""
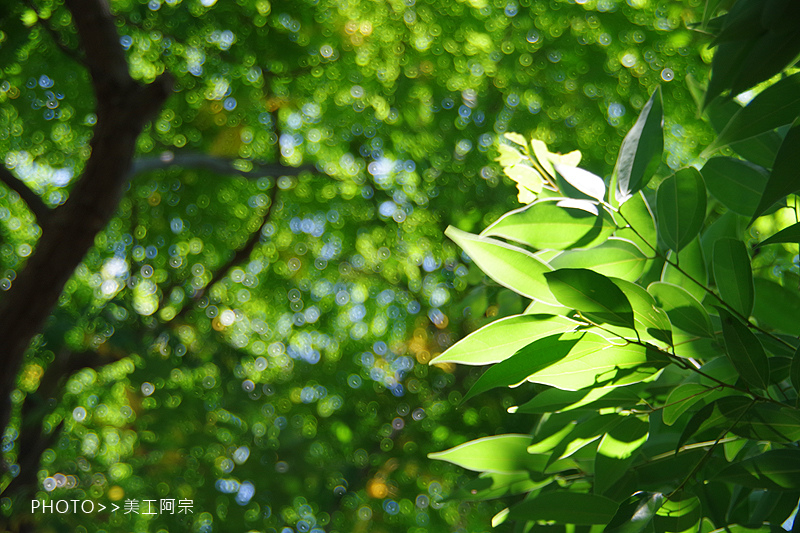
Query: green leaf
615 87 664 204
507 491 618 525
701 210 743 265
550 239 648 282
728 28 800 98
612 278 673 346
704 38 752 108
503 132 528 148
445 226 556 304
701 157 769 217
482 199 614 251
656 168 707 253
554 163 606 202
545 268 635 328
504 163 544 198
758 221 800 247
704 97 785 168
595 416 649 495
694 356 740 388
718 308 770 390
661 237 708 302
753 278 800 336
714 449 800 490
496 143 524 166
615 191 658 253
707 0 762 46
791 345 800 393
648 282 715 338
713 238 754 317
465 331 666 400
429 314 579 366
705 72 800 152
427 434 543 473
605 492 664 533
751 117 800 222
663 383 719 426
464 333 582 400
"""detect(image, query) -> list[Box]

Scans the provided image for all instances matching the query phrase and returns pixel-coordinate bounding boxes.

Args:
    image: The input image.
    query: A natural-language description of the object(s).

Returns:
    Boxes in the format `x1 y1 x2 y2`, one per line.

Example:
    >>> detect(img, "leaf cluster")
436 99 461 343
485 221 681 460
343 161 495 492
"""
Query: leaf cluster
431 3 800 529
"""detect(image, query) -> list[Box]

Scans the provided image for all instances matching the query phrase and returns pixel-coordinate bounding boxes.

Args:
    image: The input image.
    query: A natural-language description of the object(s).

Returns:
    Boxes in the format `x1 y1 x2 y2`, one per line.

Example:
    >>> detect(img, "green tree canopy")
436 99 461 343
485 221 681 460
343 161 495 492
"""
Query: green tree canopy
0 0 722 532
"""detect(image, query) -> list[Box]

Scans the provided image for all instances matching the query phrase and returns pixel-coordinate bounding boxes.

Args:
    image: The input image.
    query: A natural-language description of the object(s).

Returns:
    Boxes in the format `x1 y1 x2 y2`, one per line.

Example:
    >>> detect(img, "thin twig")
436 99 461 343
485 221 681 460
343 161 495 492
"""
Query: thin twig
666 397 756 499
0 166 51 223
129 152 315 180
172 181 280 321
612 205 796 352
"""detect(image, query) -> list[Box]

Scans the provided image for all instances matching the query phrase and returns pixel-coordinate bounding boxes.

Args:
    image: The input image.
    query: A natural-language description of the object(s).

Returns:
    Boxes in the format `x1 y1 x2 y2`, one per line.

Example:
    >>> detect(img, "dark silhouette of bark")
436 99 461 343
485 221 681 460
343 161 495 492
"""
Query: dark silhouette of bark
0 0 172 494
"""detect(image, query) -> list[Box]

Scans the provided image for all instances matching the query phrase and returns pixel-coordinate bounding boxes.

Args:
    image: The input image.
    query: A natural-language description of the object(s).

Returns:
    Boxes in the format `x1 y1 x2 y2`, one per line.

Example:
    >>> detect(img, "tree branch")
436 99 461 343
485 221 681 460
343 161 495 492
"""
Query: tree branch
172 182 280 322
24 0 87 66
0 0 172 460
129 152 314 180
0 166 50 223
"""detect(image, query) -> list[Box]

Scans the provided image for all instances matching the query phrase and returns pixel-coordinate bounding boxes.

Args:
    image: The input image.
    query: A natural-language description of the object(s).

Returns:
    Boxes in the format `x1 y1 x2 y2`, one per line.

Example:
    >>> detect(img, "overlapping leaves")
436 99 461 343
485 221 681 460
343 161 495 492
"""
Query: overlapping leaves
432 30 800 530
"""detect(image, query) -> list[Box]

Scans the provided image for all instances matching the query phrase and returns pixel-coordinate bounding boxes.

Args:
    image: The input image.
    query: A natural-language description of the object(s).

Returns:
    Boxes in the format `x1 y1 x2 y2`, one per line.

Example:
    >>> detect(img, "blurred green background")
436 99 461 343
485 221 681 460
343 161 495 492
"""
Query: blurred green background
0 0 713 531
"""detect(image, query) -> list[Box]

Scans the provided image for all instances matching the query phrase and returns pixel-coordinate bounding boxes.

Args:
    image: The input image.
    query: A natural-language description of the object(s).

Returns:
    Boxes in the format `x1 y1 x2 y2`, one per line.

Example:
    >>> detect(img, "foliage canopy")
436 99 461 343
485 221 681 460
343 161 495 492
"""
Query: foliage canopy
3 0 795 532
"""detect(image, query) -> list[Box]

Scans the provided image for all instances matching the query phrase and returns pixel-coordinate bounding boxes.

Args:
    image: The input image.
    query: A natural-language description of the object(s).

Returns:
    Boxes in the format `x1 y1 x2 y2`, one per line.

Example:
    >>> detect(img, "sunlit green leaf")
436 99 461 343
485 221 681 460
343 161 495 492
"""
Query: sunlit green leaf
465 331 666 400
605 492 664 533
429 314 579 366
615 191 658 254
611 278 672 346
482 199 614 251
428 434 543 474
654 492 702 533
446 226 556 303
514 385 644 415
554 163 606 202
595 416 649 495
663 383 719 426
661 237 708 302
456 472 552 502
550 239 648 282
504 163 544 202
496 143 524 166
545 413 622 464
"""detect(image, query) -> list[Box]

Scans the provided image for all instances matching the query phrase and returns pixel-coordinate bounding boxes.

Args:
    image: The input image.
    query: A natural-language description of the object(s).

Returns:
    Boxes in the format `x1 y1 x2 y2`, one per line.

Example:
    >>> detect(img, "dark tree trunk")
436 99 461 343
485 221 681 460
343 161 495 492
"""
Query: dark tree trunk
0 0 171 509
